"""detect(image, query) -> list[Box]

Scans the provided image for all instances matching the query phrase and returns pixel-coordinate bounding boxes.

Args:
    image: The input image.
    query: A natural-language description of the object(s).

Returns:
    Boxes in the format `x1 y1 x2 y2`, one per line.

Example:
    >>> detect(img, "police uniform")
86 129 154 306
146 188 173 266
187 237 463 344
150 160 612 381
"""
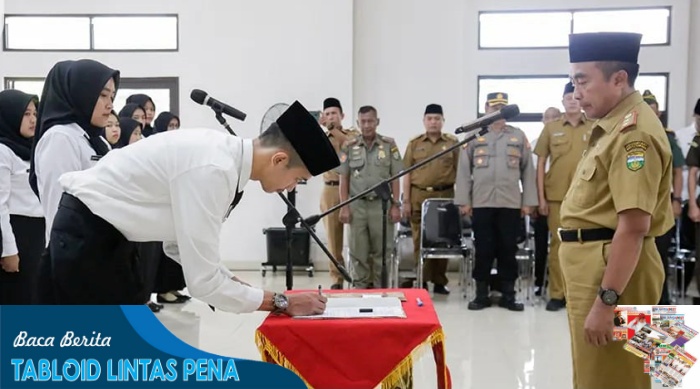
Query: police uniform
454 92 538 312
403 104 459 293
37 101 340 311
533 82 593 310
319 98 360 289
643 90 684 306
338 133 403 289
559 33 673 389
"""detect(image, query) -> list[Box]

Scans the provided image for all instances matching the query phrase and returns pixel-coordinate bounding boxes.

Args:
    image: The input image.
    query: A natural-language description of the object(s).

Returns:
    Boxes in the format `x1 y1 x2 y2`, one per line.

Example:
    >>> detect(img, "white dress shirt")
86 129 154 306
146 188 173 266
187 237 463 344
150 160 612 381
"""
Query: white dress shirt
58 128 264 313
0 144 44 256
34 123 100 244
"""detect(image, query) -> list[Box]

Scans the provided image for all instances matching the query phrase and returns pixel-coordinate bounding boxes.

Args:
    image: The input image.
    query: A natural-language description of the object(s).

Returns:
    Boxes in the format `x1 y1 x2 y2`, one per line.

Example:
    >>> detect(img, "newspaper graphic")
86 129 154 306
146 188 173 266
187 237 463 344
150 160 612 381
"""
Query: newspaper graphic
653 345 697 387
613 307 651 341
624 324 674 360
668 322 699 347
613 307 631 341
651 344 673 382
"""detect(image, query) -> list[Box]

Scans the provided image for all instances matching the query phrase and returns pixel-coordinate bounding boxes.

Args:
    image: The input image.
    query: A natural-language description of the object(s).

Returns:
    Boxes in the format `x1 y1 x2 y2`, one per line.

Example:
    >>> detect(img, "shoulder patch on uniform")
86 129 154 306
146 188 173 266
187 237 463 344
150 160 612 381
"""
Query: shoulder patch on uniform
620 111 638 132
624 141 648 152
626 151 645 171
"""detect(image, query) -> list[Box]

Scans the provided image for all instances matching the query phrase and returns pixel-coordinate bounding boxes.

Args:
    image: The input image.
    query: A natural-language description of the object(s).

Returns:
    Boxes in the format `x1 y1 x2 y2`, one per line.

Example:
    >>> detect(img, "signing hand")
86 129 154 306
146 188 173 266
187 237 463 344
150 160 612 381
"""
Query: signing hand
584 299 615 347
0 255 20 273
286 292 328 316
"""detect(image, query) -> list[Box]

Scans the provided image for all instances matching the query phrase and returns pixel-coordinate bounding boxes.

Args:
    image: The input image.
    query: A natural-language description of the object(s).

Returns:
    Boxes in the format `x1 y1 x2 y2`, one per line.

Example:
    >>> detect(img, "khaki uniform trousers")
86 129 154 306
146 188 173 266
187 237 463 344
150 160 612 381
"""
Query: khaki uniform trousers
409 187 452 286
560 237 663 389
320 184 344 285
349 199 395 288
546 201 565 299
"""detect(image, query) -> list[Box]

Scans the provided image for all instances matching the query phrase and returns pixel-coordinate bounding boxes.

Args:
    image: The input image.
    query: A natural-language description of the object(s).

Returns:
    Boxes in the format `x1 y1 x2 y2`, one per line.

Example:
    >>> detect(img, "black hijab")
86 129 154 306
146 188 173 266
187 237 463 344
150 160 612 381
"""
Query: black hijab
114 118 142 149
153 111 180 134
126 94 155 137
0 90 38 161
29 59 120 196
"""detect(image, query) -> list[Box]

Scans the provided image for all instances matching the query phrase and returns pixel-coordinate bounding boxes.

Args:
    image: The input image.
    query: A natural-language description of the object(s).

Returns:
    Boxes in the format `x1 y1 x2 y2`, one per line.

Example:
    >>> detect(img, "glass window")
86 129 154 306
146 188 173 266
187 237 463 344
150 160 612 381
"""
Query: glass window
114 89 172 115
92 16 178 50
573 8 670 45
479 12 572 48
4 79 45 98
4 16 91 50
634 74 668 111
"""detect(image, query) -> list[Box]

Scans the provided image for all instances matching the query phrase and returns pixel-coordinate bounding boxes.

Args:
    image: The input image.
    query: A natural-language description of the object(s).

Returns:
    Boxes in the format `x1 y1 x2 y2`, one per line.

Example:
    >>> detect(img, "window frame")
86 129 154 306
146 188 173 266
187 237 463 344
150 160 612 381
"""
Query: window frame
476 72 670 125
477 6 672 50
3 76 181 116
3 14 179 52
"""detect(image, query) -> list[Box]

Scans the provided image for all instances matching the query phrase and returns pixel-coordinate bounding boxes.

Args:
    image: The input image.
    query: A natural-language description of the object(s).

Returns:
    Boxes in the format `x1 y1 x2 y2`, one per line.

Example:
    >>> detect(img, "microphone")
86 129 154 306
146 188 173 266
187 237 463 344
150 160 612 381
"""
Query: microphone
190 89 247 122
455 104 519 134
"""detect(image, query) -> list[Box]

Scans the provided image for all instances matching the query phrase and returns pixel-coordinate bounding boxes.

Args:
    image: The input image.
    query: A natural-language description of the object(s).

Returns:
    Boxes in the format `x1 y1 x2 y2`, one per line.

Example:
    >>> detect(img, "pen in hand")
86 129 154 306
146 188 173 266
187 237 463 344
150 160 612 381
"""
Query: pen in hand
318 285 323 297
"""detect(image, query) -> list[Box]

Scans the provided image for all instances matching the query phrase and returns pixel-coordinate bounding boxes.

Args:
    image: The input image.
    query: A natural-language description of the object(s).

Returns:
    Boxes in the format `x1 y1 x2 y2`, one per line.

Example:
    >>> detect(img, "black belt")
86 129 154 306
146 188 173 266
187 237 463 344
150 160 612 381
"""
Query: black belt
412 184 453 192
325 181 340 186
558 228 615 243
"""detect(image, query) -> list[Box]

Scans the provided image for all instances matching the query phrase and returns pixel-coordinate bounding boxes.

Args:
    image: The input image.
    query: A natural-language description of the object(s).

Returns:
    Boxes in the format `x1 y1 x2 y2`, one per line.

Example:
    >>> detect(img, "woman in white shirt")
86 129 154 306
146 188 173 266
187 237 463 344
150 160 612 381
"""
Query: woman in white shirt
28 59 119 304
0 89 45 304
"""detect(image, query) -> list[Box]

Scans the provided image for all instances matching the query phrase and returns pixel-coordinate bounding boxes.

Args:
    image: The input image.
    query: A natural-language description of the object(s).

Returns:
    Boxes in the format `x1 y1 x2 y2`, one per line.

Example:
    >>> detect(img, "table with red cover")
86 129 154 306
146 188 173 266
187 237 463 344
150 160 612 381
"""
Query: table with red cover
255 288 451 389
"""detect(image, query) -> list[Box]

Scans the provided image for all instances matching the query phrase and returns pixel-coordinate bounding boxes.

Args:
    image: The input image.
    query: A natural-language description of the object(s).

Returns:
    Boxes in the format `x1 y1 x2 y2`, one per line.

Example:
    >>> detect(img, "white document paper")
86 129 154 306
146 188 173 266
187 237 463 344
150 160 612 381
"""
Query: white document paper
293 297 406 319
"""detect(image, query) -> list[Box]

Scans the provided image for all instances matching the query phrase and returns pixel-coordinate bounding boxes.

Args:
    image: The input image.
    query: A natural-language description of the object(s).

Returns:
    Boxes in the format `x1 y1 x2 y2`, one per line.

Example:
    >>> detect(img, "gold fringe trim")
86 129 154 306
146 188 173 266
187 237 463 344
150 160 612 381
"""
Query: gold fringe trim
255 330 314 389
256 328 446 389
380 329 446 389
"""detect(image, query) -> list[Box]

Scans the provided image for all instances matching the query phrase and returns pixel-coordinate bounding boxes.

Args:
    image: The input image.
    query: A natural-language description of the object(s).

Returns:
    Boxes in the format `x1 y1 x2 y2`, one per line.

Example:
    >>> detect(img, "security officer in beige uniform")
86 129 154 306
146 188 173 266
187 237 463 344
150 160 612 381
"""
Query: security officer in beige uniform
401 104 459 294
455 92 538 312
319 98 360 289
560 32 673 389
534 81 593 312
338 106 403 289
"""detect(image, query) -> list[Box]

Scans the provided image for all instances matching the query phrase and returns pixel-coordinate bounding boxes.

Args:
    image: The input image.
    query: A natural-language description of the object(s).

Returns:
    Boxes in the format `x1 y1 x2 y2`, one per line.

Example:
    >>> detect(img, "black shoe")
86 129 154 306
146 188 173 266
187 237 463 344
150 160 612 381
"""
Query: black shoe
147 302 161 312
433 284 450 295
546 299 566 312
498 281 524 312
330 283 343 290
468 281 491 310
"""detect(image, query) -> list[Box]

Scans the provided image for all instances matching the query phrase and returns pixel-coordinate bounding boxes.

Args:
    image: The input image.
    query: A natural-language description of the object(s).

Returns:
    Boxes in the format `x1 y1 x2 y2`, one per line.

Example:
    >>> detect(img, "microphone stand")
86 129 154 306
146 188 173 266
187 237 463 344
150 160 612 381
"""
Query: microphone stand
282 187 298 291
289 125 494 290
214 107 236 135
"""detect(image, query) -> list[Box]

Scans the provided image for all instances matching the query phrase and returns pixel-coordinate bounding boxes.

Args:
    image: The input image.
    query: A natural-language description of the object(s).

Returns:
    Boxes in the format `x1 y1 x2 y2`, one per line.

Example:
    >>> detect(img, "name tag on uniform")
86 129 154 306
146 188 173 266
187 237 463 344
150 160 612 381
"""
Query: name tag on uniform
553 132 565 137
90 155 103 161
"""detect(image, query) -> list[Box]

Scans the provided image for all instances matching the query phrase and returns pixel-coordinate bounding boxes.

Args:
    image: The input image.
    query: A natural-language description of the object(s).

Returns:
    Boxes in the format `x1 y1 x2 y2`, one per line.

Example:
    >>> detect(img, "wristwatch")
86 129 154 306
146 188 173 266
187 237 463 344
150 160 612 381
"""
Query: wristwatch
272 293 289 313
598 287 620 306
672 197 682 203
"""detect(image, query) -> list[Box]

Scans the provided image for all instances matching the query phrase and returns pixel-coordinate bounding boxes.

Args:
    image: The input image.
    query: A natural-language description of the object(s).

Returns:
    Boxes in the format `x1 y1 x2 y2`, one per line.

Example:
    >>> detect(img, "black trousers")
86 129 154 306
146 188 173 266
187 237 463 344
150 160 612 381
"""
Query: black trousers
138 243 186 296
472 207 520 283
36 193 144 305
532 214 549 289
655 226 673 305
0 215 45 304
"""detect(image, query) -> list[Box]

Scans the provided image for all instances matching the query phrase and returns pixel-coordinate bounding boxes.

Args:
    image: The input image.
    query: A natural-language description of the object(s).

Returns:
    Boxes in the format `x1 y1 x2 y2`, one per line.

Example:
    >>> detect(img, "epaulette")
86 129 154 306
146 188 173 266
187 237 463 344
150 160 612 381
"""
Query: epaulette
380 135 396 144
443 133 458 141
409 133 424 143
620 111 638 133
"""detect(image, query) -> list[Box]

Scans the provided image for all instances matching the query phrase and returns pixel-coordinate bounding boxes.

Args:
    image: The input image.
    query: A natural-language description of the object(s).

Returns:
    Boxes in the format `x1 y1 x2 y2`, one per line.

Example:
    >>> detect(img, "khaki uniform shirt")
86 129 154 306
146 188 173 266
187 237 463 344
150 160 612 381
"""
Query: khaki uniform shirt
323 127 360 183
560 91 674 237
338 134 404 197
403 133 459 189
454 125 538 209
534 115 594 201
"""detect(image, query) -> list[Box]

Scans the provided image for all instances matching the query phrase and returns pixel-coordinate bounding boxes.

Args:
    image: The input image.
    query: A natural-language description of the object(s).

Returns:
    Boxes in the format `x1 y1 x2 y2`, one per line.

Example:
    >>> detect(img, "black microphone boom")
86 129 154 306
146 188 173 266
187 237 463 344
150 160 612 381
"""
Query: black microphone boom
190 89 247 122
454 104 519 134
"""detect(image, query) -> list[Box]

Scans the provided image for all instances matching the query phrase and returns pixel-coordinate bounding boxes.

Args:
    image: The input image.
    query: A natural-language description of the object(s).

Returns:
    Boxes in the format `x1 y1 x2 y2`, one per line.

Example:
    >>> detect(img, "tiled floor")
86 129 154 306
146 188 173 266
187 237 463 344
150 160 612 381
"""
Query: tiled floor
155 271 696 389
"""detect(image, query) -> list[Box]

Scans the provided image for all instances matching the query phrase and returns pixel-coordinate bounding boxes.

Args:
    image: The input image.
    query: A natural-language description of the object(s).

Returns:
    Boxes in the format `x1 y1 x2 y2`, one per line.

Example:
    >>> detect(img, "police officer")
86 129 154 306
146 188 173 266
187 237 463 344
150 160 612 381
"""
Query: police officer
455 92 537 312
643 90 683 305
401 104 459 294
534 82 593 312
319 98 360 289
532 107 561 296
338 106 403 289
559 32 673 389
683 98 700 305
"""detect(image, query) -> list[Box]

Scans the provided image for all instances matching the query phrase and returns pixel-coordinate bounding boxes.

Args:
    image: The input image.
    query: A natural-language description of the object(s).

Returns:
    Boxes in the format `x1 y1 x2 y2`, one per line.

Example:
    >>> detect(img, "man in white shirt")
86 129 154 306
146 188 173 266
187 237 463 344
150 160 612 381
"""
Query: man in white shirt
38 101 336 316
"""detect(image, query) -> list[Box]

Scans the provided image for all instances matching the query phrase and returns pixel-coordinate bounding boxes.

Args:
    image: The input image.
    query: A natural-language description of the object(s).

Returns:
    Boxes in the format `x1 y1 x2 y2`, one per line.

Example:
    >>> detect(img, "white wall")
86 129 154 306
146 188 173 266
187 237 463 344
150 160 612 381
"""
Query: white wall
1 0 697 270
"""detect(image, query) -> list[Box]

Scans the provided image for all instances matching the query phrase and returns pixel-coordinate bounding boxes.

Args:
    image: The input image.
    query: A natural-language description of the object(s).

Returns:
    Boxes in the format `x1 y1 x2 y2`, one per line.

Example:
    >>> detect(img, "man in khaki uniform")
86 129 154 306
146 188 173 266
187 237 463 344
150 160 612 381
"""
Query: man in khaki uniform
338 106 403 288
319 98 360 289
455 92 538 312
534 81 593 312
643 90 684 305
559 32 673 389
401 104 459 294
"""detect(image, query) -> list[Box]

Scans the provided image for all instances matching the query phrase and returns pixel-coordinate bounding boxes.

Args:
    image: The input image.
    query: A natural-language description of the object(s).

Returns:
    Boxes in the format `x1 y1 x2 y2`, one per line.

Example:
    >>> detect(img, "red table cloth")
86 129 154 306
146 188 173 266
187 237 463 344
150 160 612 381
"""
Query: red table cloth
255 288 451 389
